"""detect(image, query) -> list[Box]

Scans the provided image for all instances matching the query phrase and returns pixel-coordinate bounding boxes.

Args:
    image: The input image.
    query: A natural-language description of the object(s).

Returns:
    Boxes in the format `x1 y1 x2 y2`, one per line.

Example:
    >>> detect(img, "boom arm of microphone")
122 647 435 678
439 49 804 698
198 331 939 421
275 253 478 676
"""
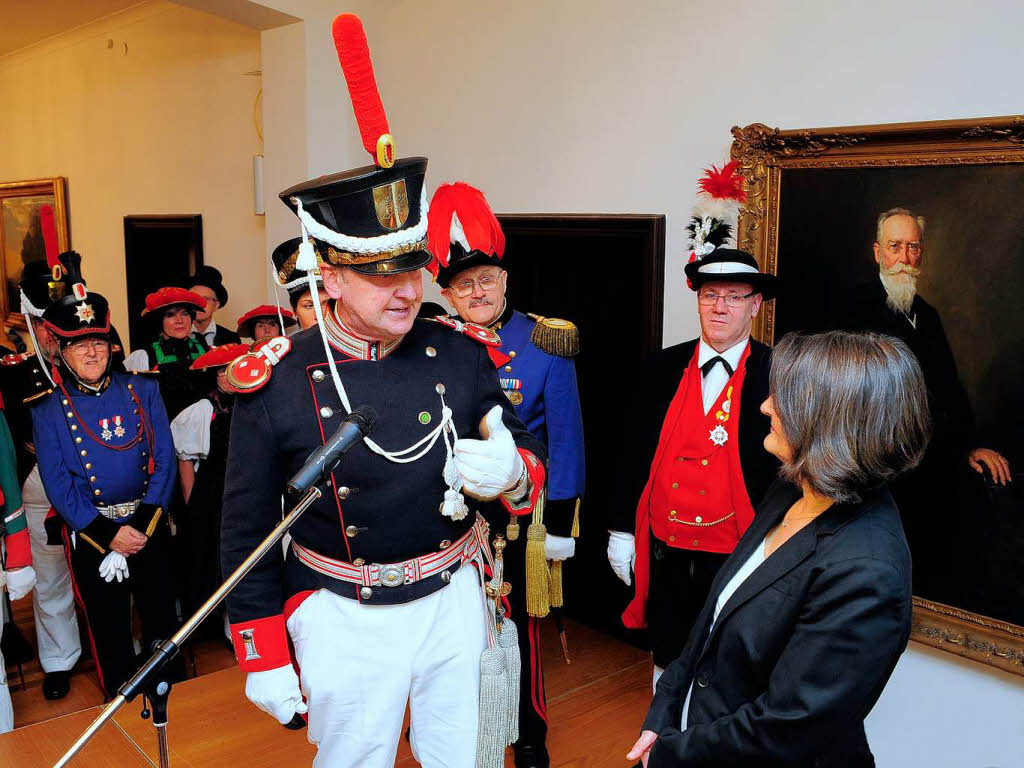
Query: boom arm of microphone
287 405 378 494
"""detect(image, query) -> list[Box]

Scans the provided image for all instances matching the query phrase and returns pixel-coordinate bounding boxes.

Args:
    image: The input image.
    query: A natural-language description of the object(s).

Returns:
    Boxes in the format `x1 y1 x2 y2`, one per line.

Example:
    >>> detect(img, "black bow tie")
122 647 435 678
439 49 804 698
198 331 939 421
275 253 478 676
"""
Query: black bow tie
700 356 733 378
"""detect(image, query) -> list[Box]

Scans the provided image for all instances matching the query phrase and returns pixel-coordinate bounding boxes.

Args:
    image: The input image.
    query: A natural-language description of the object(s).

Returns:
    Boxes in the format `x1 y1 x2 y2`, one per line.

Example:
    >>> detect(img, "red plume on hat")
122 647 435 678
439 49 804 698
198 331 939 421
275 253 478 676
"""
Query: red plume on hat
426 183 505 280
40 205 61 271
332 14 394 168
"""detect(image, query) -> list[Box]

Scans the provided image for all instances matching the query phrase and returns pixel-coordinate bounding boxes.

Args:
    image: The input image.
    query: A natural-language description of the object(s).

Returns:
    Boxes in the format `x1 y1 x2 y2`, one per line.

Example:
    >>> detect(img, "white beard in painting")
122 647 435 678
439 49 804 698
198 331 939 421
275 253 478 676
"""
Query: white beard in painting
879 262 921 314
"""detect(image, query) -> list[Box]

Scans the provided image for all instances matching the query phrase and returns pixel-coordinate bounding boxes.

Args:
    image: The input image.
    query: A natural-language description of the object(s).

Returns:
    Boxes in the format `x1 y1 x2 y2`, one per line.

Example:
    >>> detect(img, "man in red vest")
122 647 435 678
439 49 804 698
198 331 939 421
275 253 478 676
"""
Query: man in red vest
607 248 779 686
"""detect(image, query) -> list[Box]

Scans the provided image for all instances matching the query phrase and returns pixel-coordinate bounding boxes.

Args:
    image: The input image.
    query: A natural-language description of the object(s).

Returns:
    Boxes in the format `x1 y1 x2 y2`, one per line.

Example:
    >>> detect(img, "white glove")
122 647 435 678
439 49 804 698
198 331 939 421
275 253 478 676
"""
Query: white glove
607 531 636 586
5 566 37 600
453 406 525 501
545 534 576 562
98 551 130 583
245 665 307 725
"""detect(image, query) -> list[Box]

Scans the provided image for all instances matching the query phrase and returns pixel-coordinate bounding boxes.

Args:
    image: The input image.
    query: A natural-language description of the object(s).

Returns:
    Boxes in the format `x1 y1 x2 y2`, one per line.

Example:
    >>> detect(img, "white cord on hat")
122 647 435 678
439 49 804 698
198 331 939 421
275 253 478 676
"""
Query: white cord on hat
293 188 429 255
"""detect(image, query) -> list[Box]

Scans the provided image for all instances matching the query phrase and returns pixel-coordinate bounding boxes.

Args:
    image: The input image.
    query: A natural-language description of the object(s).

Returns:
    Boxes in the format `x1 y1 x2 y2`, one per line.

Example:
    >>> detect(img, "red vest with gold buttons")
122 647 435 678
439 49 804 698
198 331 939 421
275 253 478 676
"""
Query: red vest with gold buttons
647 345 755 553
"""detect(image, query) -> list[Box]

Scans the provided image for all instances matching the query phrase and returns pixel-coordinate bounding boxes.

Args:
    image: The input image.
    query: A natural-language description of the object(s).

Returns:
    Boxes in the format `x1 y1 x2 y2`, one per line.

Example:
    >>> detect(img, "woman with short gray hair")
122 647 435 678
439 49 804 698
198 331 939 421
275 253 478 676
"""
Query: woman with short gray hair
629 331 930 768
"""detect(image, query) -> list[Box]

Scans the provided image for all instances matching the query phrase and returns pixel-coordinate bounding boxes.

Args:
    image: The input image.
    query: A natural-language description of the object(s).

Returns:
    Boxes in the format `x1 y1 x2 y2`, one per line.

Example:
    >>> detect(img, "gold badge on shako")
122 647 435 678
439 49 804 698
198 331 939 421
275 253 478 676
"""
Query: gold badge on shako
372 179 410 230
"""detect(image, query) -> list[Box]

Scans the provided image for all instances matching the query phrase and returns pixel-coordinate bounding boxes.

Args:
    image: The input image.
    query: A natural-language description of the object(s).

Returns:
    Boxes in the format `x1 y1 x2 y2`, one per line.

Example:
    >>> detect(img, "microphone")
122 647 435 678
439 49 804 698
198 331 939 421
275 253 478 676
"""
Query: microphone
287 405 378 494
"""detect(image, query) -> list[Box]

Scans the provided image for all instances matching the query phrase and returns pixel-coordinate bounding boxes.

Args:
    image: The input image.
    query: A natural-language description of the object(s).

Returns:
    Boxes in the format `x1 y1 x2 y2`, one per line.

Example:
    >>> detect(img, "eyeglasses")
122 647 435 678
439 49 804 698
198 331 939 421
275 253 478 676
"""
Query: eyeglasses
885 240 922 256
65 339 109 356
697 290 757 307
451 273 502 298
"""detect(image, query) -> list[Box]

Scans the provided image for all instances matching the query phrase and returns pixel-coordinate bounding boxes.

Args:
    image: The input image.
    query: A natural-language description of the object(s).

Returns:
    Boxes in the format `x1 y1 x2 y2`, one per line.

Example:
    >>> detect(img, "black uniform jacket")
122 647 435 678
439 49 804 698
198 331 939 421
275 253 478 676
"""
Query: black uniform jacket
644 479 912 768
222 318 546 626
211 324 242 347
610 337 778 533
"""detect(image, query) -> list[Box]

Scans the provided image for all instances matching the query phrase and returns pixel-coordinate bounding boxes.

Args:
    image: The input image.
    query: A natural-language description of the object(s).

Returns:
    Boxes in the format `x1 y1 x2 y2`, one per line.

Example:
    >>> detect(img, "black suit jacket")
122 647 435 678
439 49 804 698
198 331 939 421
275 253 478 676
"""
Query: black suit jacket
839 280 973 466
609 338 778 533
644 479 912 768
211 323 242 346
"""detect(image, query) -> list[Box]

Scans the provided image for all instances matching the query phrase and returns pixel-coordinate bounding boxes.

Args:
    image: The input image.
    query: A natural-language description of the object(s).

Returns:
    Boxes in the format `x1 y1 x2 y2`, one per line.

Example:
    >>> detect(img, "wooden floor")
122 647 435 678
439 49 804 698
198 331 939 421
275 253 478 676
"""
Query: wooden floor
4 594 653 766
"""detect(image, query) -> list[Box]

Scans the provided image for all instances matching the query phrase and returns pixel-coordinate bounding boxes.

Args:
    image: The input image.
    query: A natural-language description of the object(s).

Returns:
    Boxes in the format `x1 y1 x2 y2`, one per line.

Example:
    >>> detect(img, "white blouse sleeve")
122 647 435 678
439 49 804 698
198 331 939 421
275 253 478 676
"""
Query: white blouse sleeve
123 349 151 372
170 399 214 460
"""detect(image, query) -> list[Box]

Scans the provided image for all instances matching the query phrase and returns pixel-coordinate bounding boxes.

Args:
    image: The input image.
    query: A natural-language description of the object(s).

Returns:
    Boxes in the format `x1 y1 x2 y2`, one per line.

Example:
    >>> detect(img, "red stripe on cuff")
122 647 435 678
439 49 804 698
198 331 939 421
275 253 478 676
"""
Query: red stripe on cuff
500 449 547 517
230 614 291 672
4 528 31 569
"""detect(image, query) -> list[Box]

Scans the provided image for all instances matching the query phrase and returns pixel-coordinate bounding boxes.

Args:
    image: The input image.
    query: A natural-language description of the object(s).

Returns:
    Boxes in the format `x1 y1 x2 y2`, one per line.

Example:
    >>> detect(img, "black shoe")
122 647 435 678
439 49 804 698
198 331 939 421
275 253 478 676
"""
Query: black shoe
513 743 550 768
43 670 71 700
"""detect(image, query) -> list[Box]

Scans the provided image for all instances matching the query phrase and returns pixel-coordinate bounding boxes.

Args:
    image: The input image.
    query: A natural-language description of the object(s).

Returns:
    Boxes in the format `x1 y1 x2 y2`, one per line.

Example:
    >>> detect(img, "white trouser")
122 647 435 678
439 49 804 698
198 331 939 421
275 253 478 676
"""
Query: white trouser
0 590 11 733
22 465 81 673
287 565 486 768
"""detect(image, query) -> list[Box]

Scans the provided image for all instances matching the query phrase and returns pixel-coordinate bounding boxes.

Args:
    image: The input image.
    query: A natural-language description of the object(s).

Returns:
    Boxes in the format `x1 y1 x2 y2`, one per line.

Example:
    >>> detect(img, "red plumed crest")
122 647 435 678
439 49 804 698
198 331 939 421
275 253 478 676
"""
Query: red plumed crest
332 14 391 166
39 204 60 269
426 183 505 269
697 160 746 203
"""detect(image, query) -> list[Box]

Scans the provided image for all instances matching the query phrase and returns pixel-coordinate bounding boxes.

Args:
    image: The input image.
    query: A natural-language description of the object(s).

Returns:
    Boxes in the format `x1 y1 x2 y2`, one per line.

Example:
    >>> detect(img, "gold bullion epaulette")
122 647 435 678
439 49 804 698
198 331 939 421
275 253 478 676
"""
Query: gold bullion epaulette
527 314 579 358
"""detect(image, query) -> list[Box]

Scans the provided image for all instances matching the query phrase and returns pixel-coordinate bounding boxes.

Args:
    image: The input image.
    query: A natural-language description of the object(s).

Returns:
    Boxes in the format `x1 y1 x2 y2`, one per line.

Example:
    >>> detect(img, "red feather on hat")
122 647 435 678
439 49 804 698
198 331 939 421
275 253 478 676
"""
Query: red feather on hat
332 14 390 166
697 160 746 203
426 183 505 275
39 204 60 270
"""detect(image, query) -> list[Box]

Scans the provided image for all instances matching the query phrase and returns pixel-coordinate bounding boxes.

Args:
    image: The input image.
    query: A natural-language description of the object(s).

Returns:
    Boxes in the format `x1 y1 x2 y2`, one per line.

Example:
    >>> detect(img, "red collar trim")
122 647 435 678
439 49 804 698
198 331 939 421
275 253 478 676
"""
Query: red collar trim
322 305 402 361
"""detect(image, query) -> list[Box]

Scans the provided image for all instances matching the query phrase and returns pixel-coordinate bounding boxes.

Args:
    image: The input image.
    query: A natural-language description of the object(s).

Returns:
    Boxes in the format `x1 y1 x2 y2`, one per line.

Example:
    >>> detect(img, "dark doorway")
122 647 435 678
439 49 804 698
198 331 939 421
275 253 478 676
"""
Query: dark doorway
497 214 664 641
124 215 203 353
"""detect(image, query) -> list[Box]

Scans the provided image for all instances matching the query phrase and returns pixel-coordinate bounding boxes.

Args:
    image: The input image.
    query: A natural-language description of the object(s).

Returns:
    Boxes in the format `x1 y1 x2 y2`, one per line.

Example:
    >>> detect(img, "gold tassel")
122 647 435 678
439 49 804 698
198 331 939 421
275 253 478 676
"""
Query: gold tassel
506 514 520 541
548 560 563 608
570 498 581 538
525 491 550 618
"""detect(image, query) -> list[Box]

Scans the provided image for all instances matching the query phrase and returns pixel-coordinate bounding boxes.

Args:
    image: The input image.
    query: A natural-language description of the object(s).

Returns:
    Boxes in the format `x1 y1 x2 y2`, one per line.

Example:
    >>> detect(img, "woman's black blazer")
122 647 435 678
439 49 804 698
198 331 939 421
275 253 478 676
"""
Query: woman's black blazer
644 479 912 768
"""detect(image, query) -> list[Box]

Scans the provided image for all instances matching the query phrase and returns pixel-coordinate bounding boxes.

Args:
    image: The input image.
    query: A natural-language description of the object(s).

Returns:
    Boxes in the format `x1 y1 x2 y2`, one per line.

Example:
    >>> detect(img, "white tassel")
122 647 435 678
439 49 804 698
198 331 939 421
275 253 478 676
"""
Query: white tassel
295 239 317 271
476 644 509 768
497 618 521 745
441 488 469 521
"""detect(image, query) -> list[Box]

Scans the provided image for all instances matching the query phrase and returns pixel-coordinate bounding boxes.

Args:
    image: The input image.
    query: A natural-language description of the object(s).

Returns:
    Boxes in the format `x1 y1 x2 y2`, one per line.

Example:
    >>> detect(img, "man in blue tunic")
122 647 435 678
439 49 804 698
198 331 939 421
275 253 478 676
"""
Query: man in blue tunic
428 182 586 768
31 285 180 697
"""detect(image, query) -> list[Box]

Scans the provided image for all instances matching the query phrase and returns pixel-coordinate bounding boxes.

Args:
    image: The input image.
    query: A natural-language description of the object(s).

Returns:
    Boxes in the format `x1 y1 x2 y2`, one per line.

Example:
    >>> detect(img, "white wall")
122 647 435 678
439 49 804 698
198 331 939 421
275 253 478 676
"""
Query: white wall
0 1 265 343
252 0 1024 759
867 643 1024 767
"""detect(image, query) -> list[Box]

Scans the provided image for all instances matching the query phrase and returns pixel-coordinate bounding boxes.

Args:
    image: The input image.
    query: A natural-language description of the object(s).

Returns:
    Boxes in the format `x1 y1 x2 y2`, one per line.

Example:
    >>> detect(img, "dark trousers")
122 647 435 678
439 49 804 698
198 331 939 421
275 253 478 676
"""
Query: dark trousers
647 537 729 669
501 531 548 751
66 519 181 698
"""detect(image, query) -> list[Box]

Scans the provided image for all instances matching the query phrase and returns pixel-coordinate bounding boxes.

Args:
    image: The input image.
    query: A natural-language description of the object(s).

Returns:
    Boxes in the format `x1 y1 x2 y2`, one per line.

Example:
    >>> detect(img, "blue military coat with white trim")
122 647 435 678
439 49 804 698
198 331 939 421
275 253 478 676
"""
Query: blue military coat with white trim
220 310 547 668
492 309 585 536
31 371 176 549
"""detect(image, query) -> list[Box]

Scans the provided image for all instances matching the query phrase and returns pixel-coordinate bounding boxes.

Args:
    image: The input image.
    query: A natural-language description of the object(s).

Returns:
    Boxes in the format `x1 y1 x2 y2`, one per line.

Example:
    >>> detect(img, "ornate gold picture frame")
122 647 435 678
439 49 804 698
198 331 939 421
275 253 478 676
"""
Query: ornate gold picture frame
731 116 1024 676
0 177 70 330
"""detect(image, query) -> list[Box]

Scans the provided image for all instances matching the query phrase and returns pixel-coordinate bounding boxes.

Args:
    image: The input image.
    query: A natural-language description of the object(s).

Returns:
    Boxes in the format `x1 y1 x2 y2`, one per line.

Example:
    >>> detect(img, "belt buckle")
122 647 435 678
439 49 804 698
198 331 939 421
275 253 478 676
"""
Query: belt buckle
378 563 406 588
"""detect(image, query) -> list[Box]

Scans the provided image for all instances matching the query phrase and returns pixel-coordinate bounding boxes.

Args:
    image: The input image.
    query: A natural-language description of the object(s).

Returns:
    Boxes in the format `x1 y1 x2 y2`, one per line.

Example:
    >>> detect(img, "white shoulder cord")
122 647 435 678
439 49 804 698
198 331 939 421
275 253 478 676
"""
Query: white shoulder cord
21 293 55 386
269 261 287 333
297 223 469 521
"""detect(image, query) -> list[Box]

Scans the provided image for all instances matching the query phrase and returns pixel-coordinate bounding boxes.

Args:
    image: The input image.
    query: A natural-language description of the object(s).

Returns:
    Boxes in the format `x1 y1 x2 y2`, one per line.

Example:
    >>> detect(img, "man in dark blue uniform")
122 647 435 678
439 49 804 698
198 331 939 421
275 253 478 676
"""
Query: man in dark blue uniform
427 182 585 768
30 285 180 698
221 14 546 768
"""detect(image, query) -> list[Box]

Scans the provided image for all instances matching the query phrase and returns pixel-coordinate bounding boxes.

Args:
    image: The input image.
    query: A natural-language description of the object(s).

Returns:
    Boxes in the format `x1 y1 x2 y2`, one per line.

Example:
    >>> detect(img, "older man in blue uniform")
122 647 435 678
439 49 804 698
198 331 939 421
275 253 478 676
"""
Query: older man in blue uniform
428 182 585 768
30 286 180 698
221 15 546 768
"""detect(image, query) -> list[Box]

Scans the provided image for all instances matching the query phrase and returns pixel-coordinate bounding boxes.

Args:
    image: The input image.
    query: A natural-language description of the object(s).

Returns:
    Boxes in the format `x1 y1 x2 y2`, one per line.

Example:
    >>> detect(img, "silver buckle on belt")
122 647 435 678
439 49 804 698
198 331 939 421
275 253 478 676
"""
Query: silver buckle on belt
97 500 140 520
377 563 408 587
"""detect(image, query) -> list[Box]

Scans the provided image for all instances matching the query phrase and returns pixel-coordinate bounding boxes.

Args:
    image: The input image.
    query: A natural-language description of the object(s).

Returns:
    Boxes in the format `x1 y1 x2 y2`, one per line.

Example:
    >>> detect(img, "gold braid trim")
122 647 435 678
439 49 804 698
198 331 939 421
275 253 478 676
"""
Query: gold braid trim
527 314 580 357
571 498 581 538
79 532 106 555
326 239 428 266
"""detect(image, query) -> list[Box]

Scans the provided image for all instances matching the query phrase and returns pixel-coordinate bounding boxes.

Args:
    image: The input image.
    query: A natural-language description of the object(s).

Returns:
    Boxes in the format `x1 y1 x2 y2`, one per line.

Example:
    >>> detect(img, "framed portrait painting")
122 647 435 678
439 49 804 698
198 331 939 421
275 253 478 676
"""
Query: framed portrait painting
731 116 1024 676
0 177 70 329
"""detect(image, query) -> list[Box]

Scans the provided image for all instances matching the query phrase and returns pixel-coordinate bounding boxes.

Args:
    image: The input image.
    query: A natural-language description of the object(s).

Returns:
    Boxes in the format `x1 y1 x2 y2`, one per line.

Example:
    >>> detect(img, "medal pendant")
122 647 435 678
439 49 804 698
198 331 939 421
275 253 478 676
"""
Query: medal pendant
506 390 523 406
113 416 125 437
101 428 113 441
709 425 728 446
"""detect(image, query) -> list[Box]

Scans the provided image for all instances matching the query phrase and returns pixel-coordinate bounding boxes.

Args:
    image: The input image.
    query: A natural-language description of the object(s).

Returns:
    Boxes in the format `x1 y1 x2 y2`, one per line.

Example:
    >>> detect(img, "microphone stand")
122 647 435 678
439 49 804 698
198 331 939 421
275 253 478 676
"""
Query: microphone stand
53 484 324 768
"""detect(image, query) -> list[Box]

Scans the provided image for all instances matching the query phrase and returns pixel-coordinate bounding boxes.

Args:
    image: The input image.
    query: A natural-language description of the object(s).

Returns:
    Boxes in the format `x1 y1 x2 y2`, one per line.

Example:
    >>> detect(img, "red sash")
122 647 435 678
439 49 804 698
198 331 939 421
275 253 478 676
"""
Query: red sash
623 342 757 629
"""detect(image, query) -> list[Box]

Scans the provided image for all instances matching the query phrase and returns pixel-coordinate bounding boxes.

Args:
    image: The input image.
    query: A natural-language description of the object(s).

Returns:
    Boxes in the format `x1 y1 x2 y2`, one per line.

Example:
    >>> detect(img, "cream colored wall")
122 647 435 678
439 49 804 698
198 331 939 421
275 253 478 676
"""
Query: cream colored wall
0 1 264 348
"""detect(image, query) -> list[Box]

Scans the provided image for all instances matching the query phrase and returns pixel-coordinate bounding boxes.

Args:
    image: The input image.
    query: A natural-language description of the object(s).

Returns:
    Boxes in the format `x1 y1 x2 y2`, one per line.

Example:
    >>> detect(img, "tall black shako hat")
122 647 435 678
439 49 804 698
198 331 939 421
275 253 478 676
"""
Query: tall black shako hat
279 14 430 276
271 237 325 294
426 182 505 288
187 265 229 307
42 289 112 342
684 248 776 299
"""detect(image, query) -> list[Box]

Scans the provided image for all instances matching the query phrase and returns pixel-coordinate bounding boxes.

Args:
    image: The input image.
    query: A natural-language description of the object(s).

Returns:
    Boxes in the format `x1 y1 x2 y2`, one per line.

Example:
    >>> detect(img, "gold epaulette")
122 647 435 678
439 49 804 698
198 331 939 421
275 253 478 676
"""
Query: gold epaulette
130 369 159 375
527 314 579 357
23 388 54 405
